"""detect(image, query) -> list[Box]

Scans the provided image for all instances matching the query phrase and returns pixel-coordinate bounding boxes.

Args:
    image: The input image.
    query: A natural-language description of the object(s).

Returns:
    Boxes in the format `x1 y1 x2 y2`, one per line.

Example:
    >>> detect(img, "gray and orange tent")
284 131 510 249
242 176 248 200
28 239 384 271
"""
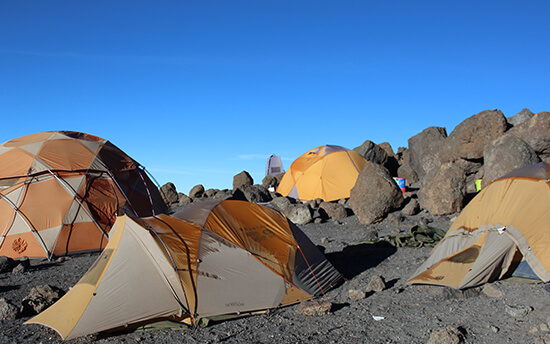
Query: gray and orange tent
276 145 367 202
26 200 342 340
0 131 167 259
408 162 550 289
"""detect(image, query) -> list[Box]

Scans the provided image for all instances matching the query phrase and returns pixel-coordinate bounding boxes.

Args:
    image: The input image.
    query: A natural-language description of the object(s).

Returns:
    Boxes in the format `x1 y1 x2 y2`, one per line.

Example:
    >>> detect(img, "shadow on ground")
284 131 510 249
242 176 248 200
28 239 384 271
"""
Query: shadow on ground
324 243 397 280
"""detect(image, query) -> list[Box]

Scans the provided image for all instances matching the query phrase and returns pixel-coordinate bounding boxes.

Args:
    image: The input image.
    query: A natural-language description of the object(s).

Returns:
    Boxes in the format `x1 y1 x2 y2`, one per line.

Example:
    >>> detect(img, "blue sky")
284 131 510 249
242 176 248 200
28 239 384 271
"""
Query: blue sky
1 1 549 194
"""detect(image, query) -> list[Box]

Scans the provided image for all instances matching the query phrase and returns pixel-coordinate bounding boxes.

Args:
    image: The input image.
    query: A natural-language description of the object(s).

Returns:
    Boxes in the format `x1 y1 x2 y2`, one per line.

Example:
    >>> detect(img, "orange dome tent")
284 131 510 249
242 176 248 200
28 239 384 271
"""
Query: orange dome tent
277 145 367 202
26 200 343 340
0 131 167 259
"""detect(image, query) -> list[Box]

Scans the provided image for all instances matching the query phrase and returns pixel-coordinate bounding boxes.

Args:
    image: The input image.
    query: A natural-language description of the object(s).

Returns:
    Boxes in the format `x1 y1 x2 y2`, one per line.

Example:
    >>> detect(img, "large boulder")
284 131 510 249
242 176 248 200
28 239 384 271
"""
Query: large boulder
396 148 419 185
349 161 404 224
160 182 179 205
177 193 192 206
439 109 508 163
232 185 272 203
262 173 284 191
203 188 231 201
353 140 388 166
483 134 540 187
507 108 535 127
262 175 278 190
458 158 485 193
189 184 205 200
233 171 254 191
408 127 447 185
379 142 399 176
508 112 550 161
418 162 467 215
270 196 293 215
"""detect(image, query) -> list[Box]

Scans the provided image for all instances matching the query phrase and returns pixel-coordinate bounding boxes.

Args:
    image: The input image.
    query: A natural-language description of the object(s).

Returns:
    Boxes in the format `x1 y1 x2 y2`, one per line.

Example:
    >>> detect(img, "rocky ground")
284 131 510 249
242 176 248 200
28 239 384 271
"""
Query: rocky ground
2 209 550 344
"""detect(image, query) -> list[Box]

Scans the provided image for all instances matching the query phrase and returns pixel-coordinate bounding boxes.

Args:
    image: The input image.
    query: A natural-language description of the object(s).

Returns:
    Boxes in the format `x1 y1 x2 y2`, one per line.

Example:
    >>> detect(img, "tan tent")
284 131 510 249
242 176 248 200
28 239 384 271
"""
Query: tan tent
276 145 367 202
408 162 550 289
0 131 167 259
27 200 343 340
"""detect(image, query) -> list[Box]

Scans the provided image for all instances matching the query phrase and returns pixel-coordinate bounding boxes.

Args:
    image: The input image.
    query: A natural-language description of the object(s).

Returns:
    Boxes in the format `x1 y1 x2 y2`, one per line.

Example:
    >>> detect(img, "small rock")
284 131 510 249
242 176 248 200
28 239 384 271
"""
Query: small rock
386 212 404 224
536 333 550 344
366 275 386 292
321 237 330 244
348 289 366 300
530 325 541 334
490 325 499 333
287 204 312 225
20 285 65 316
402 198 420 216
505 304 533 318
296 300 332 316
420 217 434 225
0 298 18 321
426 326 465 344
482 284 504 298
363 230 378 241
319 202 348 220
390 227 401 236
55 256 66 263
11 263 26 275
0 256 15 273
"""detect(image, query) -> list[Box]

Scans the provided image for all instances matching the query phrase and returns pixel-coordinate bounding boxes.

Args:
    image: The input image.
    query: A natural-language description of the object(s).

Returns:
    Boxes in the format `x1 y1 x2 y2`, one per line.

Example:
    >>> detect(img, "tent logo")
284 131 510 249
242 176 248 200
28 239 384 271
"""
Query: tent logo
263 229 275 238
12 238 28 253
225 301 244 307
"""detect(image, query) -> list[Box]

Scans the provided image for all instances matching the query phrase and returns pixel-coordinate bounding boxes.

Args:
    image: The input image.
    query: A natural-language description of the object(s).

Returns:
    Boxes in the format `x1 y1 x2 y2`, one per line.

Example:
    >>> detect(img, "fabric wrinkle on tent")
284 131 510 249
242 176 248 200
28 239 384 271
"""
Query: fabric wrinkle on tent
26 200 343 340
408 162 550 289
276 145 367 202
0 131 167 259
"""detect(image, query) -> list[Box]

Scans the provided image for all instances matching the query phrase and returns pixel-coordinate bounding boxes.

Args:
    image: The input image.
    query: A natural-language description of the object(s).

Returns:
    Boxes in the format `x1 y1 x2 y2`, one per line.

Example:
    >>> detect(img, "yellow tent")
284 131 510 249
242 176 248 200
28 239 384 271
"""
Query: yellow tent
27 200 342 340
277 145 367 202
408 162 550 289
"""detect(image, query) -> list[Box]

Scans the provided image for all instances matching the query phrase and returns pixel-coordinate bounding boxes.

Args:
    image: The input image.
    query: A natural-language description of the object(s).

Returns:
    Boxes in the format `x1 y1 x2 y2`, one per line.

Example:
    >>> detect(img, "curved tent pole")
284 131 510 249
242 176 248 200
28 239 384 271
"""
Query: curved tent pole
134 216 195 320
136 166 158 216
344 150 361 173
48 170 113 259
48 170 110 239
141 166 167 216
95 166 140 218
0 177 52 258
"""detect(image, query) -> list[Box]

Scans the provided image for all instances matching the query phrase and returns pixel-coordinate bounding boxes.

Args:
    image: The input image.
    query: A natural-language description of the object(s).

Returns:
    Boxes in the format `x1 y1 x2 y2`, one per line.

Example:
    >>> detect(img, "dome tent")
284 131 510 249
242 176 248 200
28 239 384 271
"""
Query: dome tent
0 131 167 259
277 145 367 202
408 162 550 289
26 200 343 340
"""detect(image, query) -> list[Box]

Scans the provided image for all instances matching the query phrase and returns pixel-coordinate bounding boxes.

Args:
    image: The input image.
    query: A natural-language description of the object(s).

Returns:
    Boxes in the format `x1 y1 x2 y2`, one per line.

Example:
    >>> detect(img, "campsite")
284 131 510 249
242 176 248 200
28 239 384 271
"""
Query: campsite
2 108 550 343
